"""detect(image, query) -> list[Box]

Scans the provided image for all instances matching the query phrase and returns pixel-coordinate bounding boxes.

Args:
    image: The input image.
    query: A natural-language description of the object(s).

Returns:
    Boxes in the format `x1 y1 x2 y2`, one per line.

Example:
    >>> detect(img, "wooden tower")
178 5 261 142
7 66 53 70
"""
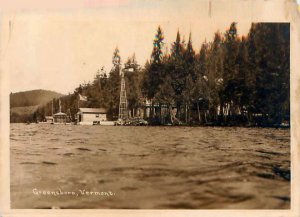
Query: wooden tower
118 69 128 120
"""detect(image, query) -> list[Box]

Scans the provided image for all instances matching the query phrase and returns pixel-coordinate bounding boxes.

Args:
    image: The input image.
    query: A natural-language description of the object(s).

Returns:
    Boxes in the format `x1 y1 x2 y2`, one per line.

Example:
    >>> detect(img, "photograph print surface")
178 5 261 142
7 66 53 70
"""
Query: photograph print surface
7 1 290 209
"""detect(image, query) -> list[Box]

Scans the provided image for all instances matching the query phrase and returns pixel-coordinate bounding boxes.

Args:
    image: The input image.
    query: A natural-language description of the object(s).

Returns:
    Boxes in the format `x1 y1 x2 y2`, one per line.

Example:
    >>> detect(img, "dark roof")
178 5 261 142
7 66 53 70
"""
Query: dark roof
78 108 107 114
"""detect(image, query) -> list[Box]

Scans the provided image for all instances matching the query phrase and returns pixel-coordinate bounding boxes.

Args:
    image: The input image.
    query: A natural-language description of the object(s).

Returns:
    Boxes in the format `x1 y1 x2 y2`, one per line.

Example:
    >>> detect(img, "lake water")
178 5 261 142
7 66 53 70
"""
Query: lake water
10 123 290 209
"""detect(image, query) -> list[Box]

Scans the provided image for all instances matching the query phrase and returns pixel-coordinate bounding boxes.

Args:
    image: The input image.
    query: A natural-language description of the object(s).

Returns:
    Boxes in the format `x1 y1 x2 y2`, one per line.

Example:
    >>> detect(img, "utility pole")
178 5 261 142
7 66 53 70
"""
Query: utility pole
52 99 54 116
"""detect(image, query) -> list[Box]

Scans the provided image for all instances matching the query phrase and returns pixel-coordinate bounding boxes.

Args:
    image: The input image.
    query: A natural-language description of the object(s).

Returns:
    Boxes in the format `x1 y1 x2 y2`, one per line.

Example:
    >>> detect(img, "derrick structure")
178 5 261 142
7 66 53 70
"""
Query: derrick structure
118 69 128 120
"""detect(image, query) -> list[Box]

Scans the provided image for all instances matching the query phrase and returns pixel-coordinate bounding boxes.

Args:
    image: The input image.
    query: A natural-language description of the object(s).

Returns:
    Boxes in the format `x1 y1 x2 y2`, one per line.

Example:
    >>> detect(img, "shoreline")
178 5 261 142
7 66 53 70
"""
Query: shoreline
9 122 290 129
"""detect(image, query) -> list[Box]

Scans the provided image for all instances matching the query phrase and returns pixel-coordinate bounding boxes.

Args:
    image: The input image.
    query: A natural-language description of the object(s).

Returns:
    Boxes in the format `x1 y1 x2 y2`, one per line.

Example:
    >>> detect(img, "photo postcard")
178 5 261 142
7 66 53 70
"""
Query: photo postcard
0 0 300 216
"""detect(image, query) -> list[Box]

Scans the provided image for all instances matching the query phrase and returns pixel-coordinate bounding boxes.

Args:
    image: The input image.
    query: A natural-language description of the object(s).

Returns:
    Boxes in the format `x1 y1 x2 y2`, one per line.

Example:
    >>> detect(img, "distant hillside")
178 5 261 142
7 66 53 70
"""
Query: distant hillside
10 89 63 108
10 89 64 123
11 105 39 115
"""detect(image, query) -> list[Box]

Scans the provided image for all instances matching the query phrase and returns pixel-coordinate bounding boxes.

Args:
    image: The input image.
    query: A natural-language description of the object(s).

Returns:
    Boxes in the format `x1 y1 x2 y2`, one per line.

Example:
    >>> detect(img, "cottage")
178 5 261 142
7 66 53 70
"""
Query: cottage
77 108 107 125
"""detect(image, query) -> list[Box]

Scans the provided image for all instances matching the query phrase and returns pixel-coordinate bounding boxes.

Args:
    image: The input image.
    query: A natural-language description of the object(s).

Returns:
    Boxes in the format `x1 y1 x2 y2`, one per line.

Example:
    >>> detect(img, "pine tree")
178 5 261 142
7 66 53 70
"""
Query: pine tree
143 26 165 99
205 31 224 121
246 23 258 120
253 23 289 124
185 32 196 80
124 54 143 117
223 22 239 118
107 47 121 120
235 36 250 118
151 26 164 64
169 30 187 120
171 31 184 60
182 32 196 123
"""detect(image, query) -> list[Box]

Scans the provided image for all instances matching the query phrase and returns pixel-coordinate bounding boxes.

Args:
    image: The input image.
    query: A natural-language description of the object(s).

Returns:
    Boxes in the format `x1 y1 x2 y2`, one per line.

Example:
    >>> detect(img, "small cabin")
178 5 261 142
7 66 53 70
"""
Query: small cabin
45 116 54 123
53 112 68 124
77 108 107 125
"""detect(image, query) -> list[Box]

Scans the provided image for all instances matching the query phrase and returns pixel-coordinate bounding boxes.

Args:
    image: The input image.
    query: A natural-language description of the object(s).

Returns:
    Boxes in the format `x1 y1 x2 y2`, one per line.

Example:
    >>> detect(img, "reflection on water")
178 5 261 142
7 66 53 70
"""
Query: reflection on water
10 124 290 209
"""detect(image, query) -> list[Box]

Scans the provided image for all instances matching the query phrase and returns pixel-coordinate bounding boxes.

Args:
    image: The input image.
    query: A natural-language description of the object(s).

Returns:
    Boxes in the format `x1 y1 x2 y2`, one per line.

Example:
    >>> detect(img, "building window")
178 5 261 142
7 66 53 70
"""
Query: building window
96 114 99 118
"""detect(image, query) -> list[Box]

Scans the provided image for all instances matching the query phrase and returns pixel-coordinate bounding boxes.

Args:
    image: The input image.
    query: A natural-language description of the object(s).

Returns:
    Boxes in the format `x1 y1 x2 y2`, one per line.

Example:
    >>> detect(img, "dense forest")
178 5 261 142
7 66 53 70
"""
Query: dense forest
30 22 289 126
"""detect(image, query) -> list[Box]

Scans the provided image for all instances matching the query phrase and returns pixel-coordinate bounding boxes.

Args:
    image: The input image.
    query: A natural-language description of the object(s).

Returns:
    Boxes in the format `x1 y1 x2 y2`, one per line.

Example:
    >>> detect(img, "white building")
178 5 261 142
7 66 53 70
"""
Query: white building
77 108 107 125
45 116 54 123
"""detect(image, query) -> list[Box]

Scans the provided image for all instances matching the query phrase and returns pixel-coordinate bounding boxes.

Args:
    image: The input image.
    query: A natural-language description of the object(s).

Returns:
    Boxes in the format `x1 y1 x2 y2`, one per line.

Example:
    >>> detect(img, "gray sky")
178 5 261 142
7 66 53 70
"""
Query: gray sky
1 0 256 94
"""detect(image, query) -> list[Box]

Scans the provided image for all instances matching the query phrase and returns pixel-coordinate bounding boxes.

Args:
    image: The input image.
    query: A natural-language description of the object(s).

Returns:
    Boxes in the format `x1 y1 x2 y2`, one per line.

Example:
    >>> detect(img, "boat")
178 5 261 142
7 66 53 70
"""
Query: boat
100 121 115 126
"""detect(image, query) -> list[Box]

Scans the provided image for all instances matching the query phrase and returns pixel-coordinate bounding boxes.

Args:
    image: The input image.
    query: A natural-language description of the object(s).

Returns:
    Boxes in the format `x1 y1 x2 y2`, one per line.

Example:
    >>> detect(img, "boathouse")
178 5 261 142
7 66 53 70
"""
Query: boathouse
53 112 68 124
77 108 107 125
52 99 68 124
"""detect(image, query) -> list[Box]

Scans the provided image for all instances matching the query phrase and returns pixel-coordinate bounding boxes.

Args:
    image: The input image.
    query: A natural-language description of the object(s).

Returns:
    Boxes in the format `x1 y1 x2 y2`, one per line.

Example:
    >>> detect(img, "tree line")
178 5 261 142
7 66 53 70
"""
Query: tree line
35 22 289 126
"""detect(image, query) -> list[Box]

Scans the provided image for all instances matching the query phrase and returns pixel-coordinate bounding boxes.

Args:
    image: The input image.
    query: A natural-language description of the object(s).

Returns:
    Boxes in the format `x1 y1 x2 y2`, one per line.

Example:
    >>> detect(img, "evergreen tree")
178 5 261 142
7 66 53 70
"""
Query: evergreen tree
235 36 250 119
245 23 260 123
205 31 224 121
151 26 164 64
169 30 187 120
107 47 121 120
182 33 196 123
250 23 290 124
143 26 165 99
223 22 239 117
124 54 143 117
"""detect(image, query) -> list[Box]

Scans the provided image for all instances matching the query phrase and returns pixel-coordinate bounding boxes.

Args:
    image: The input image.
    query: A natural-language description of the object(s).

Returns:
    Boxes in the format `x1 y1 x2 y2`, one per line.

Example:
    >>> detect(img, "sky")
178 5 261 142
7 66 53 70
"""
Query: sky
0 0 272 94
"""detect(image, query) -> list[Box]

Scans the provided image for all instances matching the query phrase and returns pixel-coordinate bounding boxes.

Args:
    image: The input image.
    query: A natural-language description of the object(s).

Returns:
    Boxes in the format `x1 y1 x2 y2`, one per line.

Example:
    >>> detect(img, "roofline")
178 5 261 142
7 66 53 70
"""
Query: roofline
78 111 107 114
